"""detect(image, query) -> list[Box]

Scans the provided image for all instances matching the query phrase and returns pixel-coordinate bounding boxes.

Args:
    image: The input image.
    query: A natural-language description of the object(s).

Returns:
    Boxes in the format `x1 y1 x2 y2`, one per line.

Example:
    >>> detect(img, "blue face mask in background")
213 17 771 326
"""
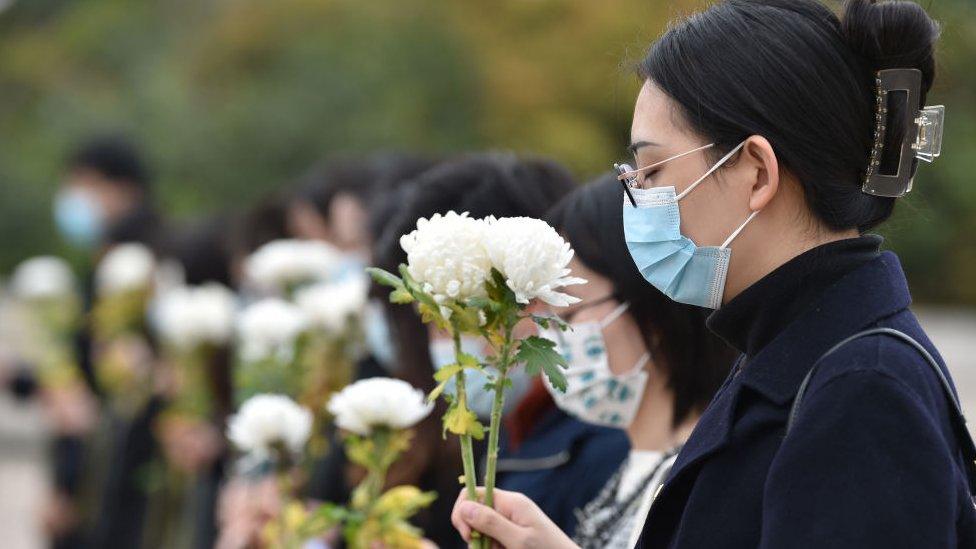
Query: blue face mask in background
54 188 105 249
622 141 758 309
363 300 397 372
429 335 533 420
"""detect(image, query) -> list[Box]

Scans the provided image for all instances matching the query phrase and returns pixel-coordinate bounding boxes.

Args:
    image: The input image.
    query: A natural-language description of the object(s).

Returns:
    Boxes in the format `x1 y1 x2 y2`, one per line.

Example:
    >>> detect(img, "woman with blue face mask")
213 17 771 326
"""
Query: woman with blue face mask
452 1 976 548
535 175 734 549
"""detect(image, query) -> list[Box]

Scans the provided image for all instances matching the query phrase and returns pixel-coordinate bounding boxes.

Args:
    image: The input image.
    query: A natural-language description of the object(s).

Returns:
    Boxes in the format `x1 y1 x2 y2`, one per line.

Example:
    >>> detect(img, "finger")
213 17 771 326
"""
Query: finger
452 487 488 540
457 501 524 546
451 492 472 541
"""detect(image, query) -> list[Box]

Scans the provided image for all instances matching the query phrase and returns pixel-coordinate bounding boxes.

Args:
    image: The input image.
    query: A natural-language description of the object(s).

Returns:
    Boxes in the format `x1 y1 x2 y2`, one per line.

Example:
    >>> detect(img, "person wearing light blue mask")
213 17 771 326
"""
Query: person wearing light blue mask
452 174 735 548
54 135 155 251
54 186 106 249
452 1 973 548
617 140 757 309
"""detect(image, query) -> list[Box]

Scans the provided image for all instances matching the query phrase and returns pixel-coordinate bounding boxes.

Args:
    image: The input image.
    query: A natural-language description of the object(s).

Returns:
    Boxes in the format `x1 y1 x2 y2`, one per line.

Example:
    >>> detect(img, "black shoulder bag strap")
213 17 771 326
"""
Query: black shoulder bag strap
786 327 976 498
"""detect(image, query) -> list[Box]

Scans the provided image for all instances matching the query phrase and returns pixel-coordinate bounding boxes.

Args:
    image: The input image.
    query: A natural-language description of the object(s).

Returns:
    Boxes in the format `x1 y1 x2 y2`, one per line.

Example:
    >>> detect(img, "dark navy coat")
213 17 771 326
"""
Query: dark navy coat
638 251 976 548
496 405 629 537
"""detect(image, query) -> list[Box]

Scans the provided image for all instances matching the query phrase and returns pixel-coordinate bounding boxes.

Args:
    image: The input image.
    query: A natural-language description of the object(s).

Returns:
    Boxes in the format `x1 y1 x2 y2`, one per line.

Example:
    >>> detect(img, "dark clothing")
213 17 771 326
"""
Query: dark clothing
497 405 629 538
90 397 166 549
638 239 976 548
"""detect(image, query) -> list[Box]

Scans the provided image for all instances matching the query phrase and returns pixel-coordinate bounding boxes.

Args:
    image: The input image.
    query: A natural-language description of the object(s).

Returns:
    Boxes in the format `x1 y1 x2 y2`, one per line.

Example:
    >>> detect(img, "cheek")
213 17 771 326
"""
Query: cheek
678 183 740 247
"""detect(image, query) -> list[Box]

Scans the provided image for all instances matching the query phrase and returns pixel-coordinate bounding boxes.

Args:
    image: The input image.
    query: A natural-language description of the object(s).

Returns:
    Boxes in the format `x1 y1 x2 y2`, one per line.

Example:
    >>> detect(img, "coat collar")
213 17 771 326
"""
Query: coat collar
736 251 910 405
660 251 911 487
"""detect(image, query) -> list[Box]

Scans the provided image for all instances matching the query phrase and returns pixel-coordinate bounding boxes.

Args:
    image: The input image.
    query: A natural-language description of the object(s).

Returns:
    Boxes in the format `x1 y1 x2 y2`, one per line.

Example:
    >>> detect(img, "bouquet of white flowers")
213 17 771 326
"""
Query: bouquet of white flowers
295 378 435 549
234 298 309 402
226 393 315 548
244 239 342 298
153 282 237 419
370 212 583 549
293 277 369 453
10 256 81 387
91 243 158 417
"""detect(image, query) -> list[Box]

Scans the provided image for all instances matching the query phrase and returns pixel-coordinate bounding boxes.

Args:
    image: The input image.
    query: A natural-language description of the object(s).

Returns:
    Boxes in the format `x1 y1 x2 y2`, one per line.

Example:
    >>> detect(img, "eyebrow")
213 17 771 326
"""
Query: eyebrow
627 140 658 155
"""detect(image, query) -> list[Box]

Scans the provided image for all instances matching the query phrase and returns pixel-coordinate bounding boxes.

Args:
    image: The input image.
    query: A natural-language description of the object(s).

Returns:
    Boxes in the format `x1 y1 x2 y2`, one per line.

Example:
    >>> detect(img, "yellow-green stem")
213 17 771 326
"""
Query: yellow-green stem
453 329 483 549
480 325 514 549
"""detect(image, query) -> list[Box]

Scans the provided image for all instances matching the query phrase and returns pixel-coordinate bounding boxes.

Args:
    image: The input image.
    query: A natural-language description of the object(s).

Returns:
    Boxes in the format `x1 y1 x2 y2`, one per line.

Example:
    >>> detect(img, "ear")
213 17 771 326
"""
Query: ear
741 135 779 212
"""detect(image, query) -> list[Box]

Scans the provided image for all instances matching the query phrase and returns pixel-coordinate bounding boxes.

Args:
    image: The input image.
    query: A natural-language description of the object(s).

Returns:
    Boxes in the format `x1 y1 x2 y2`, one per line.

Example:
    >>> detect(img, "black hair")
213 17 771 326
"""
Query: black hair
294 152 435 228
164 215 236 287
67 134 151 190
640 0 939 233
548 173 736 427
372 152 577 392
231 191 290 257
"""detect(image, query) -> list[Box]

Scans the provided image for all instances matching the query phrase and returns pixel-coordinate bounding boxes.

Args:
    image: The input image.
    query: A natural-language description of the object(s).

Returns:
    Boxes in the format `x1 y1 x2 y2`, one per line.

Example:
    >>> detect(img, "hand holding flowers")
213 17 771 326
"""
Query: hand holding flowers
369 212 583 549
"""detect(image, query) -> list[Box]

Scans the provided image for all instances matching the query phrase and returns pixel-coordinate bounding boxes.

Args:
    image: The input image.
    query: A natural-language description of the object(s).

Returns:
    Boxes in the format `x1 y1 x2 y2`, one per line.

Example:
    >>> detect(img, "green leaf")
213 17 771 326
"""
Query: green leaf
531 314 568 332
456 351 482 370
428 363 462 402
389 287 414 304
447 302 484 333
516 335 568 392
443 400 485 439
366 267 404 289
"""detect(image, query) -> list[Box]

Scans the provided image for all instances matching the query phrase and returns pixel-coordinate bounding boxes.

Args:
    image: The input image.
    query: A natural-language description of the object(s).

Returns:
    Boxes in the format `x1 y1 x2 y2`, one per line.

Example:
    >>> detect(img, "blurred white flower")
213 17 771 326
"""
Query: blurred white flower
244 239 341 295
154 283 237 350
227 394 313 457
399 211 491 305
96 243 156 296
327 377 432 436
236 298 308 362
483 216 586 307
10 256 75 300
294 277 368 335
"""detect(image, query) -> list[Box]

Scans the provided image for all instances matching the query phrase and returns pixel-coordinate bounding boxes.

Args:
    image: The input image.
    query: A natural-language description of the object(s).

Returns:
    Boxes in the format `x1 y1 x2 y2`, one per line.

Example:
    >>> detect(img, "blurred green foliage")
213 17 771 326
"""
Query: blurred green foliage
0 0 974 304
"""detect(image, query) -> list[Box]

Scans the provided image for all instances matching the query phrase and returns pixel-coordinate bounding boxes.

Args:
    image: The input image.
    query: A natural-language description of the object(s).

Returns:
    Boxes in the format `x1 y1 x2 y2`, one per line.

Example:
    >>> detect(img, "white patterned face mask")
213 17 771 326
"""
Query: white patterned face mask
541 302 650 428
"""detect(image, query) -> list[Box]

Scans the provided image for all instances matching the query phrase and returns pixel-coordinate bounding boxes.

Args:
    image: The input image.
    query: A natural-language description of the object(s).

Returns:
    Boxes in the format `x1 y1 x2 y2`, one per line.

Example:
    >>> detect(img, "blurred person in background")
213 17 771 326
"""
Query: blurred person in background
226 189 292 299
216 154 434 548
365 153 598 546
144 216 237 549
55 135 163 254
42 134 166 549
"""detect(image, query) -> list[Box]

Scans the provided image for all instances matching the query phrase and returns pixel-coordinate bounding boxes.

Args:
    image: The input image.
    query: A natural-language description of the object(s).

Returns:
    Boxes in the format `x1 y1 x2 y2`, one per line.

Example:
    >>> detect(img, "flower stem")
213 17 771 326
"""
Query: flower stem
453 329 483 549
483 326 513 510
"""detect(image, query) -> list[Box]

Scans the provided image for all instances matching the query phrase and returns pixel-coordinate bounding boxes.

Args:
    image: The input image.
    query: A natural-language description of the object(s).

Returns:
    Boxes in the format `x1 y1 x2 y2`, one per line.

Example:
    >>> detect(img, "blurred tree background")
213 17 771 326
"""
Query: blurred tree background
0 0 973 304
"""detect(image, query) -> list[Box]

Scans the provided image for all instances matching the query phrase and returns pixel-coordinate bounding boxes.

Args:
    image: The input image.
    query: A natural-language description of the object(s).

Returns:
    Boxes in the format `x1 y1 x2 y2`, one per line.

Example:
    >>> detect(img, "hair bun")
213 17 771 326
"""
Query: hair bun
842 0 940 100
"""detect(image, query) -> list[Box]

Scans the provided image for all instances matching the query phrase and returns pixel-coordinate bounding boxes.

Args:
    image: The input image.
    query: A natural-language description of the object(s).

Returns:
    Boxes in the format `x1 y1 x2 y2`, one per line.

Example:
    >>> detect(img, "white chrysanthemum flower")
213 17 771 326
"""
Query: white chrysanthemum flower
244 239 341 294
327 377 433 436
236 298 308 363
96 243 156 296
227 394 313 457
294 277 368 335
399 211 491 306
10 256 75 300
154 283 237 350
483 216 586 307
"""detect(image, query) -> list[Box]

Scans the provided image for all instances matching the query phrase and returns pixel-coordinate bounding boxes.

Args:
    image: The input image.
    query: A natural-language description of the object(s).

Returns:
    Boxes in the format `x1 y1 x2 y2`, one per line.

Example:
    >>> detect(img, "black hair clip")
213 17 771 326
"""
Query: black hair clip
862 68 945 198
613 163 638 207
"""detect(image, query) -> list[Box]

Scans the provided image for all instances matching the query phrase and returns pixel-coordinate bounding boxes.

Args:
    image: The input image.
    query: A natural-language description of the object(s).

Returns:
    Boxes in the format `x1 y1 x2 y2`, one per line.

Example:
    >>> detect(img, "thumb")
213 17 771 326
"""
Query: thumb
458 501 524 546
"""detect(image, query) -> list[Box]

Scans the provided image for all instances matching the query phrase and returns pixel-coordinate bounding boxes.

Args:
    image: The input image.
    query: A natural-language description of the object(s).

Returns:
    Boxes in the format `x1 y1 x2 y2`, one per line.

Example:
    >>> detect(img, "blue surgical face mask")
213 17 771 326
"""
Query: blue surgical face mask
334 252 369 283
429 336 533 421
620 141 758 309
54 188 105 249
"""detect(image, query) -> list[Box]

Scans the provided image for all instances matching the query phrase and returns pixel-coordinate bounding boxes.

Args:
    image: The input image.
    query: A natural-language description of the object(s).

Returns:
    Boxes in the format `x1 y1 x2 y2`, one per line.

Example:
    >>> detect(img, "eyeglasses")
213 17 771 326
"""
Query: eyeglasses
613 143 716 207
613 162 639 207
